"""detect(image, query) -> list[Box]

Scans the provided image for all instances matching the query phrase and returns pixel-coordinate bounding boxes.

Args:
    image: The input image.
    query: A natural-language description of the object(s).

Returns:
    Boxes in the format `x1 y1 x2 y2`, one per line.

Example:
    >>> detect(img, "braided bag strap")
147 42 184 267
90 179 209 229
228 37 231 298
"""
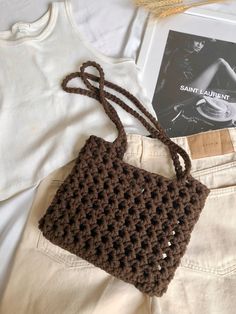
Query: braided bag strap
62 62 128 155
61 61 192 180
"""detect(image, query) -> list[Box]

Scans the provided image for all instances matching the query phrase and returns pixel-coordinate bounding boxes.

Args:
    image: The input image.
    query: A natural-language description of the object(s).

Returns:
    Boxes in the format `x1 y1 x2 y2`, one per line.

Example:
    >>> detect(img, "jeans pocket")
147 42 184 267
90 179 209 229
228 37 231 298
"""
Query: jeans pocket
36 180 95 269
180 163 236 276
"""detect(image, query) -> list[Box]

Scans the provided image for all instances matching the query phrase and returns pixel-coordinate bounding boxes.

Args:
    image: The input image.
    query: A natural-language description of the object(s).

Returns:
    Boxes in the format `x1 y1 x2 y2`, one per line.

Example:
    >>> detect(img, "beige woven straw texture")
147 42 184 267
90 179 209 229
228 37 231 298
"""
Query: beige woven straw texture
134 0 225 18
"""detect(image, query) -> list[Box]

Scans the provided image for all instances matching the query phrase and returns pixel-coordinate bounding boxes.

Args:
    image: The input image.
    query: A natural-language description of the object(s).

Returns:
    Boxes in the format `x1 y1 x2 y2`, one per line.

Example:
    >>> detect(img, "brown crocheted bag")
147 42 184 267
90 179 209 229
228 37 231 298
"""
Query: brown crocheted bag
38 61 210 297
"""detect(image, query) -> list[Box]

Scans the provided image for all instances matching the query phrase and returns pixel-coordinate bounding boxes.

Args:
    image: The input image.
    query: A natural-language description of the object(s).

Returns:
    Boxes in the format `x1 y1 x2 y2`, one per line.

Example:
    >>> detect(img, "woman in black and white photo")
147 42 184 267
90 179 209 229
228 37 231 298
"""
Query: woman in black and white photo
153 31 236 136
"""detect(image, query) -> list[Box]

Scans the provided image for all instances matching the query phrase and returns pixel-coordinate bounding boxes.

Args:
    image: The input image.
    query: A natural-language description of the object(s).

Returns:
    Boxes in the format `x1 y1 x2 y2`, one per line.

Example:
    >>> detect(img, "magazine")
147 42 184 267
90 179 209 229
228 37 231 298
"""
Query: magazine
137 12 236 137
153 30 236 137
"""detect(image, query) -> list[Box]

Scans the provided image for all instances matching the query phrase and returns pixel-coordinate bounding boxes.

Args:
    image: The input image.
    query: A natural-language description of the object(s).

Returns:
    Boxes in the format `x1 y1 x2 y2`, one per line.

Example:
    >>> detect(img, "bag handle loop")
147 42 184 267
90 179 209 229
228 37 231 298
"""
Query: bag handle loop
61 61 191 180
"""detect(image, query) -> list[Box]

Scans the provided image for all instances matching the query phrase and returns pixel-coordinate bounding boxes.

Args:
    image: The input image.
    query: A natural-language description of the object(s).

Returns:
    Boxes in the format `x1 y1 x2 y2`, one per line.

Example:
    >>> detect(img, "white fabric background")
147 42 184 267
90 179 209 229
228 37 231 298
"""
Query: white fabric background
188 0 236 14
0 0 148 300
0 0 236 301
0 0 148 60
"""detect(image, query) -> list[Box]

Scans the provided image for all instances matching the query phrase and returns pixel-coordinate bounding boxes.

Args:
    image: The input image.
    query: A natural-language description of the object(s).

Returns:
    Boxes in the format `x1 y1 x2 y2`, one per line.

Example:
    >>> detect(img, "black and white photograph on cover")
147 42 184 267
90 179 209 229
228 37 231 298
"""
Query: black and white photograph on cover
152 30 236 137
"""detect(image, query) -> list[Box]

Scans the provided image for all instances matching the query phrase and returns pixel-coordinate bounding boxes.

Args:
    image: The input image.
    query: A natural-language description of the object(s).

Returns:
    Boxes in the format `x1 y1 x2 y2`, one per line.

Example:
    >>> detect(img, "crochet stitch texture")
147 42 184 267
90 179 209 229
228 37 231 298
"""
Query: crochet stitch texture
39 61 210 296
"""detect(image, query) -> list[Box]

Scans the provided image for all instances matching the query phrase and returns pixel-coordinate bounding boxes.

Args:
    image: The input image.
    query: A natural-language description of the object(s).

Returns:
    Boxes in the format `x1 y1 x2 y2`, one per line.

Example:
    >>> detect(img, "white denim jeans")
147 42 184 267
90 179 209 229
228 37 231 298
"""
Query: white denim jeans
1 130 236 314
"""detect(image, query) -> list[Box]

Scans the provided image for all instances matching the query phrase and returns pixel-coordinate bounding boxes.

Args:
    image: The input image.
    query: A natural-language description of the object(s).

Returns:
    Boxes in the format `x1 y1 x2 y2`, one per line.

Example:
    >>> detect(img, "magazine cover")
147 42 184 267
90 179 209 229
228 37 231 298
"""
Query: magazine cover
152 30 236 137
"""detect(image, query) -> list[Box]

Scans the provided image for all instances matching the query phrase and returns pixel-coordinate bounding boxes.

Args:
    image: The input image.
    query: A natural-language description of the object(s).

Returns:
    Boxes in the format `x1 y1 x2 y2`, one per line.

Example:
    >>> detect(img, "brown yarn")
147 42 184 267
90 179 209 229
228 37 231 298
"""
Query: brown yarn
38 61 210 297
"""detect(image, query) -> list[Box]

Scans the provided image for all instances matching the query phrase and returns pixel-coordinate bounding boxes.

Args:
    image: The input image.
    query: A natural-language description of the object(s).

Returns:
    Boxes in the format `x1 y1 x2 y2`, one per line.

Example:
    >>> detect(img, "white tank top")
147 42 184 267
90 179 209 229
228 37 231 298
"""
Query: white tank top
0 0 156 200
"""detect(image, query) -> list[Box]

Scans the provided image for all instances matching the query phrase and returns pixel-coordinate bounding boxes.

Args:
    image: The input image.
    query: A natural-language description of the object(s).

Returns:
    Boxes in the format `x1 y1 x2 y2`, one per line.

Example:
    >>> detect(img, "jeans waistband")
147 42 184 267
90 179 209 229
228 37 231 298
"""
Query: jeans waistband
125 130 236 197
126 128 236 158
